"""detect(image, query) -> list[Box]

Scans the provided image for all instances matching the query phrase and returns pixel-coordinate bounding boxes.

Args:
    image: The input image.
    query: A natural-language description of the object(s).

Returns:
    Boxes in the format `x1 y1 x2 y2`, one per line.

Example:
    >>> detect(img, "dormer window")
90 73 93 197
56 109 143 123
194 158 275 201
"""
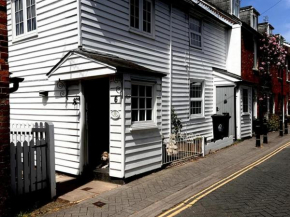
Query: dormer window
232 0 240 17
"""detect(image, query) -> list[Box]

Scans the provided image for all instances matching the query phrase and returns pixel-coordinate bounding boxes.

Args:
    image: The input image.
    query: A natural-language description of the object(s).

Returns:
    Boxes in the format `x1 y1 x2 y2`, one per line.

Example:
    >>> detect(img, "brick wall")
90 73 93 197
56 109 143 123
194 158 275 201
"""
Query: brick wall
0 0 10 216
241 29 259 84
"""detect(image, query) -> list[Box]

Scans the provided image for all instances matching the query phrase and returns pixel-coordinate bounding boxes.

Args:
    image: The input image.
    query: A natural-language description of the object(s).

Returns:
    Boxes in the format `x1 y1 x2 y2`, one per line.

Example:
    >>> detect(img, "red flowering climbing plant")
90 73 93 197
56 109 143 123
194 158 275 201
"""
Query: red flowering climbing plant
259 33 287 75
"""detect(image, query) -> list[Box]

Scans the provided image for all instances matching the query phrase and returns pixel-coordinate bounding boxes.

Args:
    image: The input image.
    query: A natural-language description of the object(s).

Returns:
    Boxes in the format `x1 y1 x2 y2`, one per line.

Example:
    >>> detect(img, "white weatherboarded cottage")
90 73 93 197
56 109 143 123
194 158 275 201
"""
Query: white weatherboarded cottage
8 0 240 178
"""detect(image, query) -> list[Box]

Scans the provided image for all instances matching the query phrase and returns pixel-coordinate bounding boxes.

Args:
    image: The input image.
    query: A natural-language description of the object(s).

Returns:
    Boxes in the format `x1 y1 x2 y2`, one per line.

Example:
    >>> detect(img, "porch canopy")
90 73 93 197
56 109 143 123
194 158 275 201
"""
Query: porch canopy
213 67 242 86
47 48 166 81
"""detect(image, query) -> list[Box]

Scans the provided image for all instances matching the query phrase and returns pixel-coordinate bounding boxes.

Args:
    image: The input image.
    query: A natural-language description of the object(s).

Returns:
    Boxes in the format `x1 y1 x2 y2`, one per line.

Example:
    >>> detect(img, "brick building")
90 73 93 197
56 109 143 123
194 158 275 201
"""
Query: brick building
0 0 10 215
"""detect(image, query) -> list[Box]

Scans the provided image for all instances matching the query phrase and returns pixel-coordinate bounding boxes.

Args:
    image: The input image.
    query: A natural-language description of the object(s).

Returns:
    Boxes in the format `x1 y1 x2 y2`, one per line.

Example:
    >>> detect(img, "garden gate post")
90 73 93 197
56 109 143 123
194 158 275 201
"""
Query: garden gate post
45 122 56 199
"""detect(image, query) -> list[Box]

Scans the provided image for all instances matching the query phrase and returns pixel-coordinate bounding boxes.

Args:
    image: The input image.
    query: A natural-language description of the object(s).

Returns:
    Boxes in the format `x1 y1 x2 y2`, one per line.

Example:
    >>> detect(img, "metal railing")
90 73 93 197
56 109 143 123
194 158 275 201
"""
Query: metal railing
162 133 204 165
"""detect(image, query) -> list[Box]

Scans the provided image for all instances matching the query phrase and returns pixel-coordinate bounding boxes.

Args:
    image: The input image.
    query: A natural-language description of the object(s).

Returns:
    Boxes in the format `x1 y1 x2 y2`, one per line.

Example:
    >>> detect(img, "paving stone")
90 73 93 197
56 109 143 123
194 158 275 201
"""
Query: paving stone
44 133 290 217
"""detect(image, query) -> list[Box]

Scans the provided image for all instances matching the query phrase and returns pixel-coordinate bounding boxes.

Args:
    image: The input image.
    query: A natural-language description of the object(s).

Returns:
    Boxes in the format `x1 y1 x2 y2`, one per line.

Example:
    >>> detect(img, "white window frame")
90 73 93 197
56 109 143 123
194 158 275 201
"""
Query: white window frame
232 0 240 18
190 79 205 118
11 0 38 42
129 0 155 38
252 14 258 30
253 38 258 70
131 82 156 125
189 17 203 50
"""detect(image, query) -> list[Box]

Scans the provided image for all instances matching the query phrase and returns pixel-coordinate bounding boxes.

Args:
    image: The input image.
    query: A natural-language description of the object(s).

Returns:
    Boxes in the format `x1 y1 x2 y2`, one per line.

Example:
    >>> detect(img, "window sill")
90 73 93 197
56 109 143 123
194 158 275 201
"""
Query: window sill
129 27 155 40
190 115 205 120
12 31 38 44
189 46 204 54
252 68 259 72
242 112 250 116
130 121 158 132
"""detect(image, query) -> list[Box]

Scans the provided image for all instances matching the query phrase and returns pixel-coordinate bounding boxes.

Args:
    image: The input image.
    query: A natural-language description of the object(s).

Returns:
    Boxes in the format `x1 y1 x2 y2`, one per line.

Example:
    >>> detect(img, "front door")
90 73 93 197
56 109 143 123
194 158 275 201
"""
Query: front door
84 78 110 169
216 86 235 138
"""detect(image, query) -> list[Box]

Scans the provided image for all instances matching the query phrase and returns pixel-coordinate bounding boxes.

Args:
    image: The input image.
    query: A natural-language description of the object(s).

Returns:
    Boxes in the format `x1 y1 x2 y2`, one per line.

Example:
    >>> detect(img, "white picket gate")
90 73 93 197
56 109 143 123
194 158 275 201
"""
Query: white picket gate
163 134 205 165
10 122 56 198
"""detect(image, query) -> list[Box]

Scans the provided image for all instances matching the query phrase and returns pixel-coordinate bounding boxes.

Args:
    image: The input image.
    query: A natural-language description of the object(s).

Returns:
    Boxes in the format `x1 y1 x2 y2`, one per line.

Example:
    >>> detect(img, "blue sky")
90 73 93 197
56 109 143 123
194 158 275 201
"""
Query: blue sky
241 0 290 42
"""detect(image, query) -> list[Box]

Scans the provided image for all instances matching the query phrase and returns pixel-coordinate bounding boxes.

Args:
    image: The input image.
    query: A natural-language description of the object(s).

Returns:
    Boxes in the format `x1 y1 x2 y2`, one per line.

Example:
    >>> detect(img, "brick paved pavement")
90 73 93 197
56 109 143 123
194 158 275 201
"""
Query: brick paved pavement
176 145 290 217
45 132 290 217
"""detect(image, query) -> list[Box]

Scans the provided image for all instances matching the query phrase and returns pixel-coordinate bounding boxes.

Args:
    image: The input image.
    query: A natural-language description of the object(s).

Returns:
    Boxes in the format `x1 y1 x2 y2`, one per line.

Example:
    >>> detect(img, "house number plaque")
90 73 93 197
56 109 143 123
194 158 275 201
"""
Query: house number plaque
111 110 120 120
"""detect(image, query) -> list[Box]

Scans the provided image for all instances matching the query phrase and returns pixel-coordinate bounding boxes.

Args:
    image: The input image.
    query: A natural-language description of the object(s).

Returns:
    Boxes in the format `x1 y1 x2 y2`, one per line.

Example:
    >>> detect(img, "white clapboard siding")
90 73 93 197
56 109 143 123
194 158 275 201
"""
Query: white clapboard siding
109 76 124 178
170 6 228 141
123 74 163 178
80 0 171 138
8 0 80 175
240 86 253 138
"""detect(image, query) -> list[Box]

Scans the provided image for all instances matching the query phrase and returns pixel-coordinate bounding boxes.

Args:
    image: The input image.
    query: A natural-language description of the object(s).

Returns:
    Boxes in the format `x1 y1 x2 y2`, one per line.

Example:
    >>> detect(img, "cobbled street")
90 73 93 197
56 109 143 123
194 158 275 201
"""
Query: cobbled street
176 145 290 217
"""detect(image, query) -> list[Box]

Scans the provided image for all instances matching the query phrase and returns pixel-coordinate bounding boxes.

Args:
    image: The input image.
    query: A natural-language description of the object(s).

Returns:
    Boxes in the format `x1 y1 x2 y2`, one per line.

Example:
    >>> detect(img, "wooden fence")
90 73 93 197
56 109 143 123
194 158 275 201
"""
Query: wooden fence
10 122 56 198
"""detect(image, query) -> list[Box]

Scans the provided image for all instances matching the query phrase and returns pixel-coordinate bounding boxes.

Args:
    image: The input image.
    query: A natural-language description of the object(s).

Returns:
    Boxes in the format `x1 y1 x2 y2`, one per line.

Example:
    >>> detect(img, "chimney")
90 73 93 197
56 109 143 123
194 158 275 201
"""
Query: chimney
206 0 240 17
240 6 260 30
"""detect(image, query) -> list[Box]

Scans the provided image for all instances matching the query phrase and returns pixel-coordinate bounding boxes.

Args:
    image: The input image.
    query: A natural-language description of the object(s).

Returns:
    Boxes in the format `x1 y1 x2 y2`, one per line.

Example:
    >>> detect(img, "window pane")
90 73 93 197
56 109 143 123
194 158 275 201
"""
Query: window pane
139 98 145 109
32 18 36 30
132 85 138 96
191 33 201 47
143 0 151 33
130 0 139 29
140 110 145 121
132 97 138 109
147 110 152 120
139 85 145 96
243 89 248 112
190 101 202 115
190 82 202 98
146 86 152 97
32 5 36 17
27 19 31 32
27 7 31 19
146 98 152 108
20 23 24 34
189 18 201 33
132 110 138 122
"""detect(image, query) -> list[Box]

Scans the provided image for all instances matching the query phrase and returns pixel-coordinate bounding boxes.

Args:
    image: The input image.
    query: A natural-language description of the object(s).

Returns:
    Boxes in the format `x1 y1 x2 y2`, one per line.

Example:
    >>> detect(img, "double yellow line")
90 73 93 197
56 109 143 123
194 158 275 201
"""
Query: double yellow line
158 142 290 217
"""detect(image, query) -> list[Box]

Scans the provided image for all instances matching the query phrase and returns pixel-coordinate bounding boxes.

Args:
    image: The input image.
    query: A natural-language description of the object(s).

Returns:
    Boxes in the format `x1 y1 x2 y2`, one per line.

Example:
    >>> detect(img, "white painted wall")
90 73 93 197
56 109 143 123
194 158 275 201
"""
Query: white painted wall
7 0 80 175
8 0 239 177
226 24 241 76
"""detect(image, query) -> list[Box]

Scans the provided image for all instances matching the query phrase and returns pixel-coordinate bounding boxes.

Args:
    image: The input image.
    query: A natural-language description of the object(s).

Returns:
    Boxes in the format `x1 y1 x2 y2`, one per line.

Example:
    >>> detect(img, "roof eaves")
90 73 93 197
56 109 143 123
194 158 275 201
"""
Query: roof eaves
187 0 240 26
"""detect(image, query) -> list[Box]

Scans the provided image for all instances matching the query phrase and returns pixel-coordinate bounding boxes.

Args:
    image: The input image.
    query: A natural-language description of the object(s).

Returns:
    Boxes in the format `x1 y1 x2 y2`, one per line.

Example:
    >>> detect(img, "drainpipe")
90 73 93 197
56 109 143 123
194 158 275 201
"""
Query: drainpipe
169 3 173 135
9 77 24 93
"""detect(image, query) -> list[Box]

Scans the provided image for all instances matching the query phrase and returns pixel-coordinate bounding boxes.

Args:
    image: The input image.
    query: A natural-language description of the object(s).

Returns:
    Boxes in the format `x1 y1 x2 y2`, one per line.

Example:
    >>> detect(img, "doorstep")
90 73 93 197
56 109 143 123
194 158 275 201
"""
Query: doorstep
56 174 120 203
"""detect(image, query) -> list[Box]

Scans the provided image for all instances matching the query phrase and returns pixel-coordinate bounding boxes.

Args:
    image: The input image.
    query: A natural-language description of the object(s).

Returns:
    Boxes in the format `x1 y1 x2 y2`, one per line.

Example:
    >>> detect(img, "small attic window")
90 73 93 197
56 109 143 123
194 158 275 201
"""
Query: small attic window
232 0 240 17
252 14 258 30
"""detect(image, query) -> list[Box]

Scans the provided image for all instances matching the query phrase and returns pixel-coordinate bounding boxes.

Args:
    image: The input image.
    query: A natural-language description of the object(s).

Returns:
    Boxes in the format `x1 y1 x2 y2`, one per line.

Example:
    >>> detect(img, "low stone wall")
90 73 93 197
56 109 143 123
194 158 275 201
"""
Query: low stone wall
205 136 234 155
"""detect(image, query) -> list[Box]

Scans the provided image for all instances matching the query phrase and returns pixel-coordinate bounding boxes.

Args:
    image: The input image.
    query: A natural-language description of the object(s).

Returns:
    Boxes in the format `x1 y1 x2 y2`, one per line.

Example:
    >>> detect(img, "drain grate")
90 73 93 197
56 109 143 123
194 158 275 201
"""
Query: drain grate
93 201 106 207
82 187 93 191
